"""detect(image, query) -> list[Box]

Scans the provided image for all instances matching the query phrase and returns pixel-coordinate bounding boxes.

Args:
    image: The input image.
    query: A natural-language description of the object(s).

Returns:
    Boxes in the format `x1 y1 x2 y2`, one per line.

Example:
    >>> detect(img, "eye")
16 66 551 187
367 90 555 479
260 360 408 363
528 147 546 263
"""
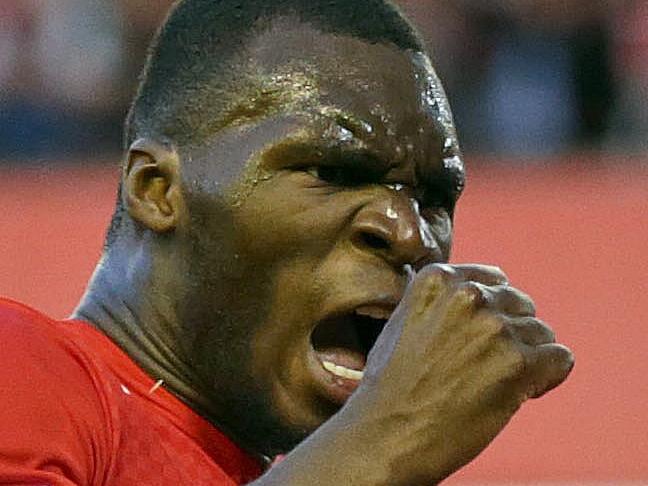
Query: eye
419 184 458 218
305 165 372 186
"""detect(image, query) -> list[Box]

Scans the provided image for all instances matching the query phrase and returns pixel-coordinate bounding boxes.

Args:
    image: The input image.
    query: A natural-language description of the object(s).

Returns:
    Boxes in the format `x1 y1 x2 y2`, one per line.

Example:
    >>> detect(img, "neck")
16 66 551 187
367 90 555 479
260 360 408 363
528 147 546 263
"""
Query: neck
72 249 216 424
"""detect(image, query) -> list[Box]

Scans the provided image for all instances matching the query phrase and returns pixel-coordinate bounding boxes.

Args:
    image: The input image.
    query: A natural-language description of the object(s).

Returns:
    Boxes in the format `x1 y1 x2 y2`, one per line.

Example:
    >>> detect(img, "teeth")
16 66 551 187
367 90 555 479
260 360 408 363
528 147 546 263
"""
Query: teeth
322 360 364 381
354 305 393 320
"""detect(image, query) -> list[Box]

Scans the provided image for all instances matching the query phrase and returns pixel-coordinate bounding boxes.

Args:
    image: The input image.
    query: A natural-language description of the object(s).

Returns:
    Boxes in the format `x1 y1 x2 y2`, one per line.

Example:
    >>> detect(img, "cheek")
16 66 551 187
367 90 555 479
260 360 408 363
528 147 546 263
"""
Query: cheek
229 181 356 263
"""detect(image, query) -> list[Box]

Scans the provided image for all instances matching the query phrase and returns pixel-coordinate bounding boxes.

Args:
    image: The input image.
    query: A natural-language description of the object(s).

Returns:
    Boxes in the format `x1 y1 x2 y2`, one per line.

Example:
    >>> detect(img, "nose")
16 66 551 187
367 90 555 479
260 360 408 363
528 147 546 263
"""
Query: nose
350 193 442 270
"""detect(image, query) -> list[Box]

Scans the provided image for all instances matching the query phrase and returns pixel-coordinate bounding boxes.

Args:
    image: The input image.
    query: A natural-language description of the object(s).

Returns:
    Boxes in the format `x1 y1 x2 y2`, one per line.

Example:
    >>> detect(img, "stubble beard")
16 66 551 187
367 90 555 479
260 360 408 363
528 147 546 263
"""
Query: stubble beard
181 207 310 457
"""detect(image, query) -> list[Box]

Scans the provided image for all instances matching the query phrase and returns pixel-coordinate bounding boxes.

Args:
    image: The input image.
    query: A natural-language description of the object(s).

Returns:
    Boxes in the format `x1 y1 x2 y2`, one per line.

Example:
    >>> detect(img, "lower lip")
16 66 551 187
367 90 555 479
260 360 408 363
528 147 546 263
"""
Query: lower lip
307 349 364 405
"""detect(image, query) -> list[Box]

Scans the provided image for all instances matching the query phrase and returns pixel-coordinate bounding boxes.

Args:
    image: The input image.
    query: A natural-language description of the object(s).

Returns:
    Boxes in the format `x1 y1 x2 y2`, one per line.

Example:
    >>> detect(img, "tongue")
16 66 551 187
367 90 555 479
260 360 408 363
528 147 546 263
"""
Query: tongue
315 347 367 371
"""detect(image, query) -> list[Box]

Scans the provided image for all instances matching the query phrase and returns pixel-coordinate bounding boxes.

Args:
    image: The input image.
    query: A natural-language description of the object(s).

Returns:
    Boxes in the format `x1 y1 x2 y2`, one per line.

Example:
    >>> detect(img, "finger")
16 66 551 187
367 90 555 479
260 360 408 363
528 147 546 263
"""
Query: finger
506 317 555 346
490 285 536 316
524 343 575 399
416 263 509 288
444 281 503 318
451 283 535 316
451 264 509 286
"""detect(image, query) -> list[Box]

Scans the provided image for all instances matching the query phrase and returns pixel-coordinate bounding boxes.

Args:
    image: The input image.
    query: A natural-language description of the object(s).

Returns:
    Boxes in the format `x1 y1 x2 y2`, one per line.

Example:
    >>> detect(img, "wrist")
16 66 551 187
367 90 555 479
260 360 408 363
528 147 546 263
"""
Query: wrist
253 406 394 486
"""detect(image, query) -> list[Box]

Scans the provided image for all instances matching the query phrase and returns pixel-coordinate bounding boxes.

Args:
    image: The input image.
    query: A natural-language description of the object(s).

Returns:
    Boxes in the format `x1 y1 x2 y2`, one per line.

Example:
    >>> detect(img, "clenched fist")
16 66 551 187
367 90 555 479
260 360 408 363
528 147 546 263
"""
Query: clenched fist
344 263 574 484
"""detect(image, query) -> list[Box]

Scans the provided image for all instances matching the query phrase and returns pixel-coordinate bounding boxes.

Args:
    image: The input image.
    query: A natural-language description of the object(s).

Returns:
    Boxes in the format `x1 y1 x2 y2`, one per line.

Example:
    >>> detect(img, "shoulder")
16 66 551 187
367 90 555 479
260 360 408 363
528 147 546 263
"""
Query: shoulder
0 298 73 373
0 297 67 347
0 298 115 484
0 297 114 421
0 298 104 386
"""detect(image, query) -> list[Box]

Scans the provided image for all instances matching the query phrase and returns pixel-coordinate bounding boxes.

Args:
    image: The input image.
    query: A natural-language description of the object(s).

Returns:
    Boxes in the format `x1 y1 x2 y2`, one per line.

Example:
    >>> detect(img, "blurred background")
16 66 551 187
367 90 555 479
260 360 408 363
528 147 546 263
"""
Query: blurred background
1 0 647 484
2 0 647 158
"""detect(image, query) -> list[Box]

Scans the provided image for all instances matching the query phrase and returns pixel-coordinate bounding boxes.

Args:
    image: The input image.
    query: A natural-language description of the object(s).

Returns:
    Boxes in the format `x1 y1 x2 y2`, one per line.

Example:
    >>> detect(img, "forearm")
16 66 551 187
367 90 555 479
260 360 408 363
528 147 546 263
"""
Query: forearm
248 410 396 486
246 398 454 486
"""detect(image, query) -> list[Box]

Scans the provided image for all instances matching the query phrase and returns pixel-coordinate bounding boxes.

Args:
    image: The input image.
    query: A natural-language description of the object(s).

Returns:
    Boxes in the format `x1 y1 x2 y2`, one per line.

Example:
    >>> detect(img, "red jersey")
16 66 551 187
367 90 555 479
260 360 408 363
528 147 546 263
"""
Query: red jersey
0 298 263 485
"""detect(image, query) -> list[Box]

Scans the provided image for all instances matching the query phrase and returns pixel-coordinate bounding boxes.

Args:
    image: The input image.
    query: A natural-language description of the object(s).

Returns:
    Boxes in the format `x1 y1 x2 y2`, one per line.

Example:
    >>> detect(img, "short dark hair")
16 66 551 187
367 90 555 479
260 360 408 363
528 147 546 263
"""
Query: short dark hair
126 0 423 147
108 0 423 246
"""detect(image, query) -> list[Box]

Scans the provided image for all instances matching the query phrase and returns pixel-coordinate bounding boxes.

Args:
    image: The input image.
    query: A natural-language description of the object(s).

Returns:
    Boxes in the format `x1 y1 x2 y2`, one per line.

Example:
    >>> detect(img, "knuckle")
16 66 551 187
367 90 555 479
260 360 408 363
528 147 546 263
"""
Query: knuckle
456 281 490 307
421 263 456 281
452 281 483 309
470 263 509 285
504 347 527 379
486 264 509 282
526 318 556 343
495 317 515 341
523 296 537 315
541 321 556 343
513 317 553 338
505 286 536 314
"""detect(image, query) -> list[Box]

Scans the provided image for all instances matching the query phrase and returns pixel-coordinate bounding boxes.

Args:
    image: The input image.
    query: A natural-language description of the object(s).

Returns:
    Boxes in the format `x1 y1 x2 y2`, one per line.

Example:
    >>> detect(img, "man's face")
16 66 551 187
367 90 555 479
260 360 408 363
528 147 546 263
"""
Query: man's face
175 22 465 455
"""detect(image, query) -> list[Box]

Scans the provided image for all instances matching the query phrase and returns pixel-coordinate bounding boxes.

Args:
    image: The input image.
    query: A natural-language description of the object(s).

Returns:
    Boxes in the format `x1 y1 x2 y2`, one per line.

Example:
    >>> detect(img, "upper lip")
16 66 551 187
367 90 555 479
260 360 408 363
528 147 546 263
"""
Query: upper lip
318 296 400 325
354 304 396 320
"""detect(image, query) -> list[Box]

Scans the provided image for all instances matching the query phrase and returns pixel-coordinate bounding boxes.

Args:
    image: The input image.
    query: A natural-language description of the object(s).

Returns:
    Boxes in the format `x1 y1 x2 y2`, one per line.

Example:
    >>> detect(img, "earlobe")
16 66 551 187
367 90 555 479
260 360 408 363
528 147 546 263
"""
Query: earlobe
123 138 181 233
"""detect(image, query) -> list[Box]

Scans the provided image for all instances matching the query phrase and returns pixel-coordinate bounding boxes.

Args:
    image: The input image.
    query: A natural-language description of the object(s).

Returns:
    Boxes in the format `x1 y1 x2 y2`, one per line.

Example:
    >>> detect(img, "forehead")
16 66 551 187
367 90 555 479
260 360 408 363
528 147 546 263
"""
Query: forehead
245 20 457 147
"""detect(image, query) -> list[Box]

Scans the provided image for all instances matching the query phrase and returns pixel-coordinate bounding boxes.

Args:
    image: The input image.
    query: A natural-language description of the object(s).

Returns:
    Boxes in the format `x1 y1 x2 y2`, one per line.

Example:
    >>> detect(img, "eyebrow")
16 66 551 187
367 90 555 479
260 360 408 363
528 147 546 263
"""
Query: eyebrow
267 138 393 173
333 112 375 140
314 106 377 143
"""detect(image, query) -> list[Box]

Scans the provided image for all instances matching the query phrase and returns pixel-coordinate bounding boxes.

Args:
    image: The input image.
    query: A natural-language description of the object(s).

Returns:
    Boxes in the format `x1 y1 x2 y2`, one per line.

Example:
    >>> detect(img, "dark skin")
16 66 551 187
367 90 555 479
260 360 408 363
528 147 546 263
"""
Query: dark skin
75 20 574 485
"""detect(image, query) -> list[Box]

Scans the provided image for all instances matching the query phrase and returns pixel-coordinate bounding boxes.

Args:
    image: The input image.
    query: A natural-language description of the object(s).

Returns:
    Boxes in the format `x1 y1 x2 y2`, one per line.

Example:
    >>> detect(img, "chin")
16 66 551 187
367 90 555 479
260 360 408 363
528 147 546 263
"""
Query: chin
238 409 313 457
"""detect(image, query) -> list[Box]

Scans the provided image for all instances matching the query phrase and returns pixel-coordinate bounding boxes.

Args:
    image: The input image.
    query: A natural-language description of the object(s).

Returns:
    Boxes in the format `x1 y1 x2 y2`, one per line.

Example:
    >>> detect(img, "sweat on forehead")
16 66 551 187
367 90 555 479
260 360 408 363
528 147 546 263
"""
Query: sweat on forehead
124 0 424 150
198 31 412 137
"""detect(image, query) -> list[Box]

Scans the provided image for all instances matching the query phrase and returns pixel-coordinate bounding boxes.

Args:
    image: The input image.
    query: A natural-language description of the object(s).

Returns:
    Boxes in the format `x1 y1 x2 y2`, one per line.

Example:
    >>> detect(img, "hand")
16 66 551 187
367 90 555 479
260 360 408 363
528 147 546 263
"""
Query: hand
341 263 574 485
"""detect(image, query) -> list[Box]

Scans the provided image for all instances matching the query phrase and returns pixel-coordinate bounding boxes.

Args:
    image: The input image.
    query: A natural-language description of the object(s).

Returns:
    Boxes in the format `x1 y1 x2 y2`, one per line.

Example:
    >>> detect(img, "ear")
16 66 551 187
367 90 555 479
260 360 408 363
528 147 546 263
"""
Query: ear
123 138 182 233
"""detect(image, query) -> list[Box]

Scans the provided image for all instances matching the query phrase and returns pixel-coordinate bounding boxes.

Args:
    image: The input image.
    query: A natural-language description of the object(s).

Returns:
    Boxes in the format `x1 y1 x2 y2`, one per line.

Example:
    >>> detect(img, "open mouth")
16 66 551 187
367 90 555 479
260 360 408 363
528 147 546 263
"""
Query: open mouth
309 305 392 402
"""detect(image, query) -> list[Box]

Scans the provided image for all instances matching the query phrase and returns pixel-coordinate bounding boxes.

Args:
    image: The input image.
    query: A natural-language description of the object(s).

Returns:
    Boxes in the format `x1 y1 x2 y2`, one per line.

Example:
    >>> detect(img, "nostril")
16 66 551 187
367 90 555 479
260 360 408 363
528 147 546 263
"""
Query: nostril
359 231 391 251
